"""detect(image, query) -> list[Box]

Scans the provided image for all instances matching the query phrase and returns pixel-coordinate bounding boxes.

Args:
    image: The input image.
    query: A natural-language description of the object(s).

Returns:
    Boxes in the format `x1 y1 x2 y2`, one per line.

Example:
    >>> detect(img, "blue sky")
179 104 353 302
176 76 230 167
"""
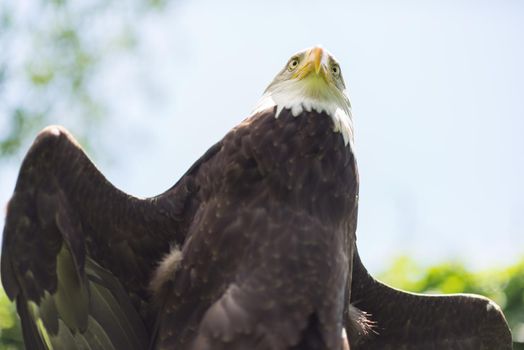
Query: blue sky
1 0 523 273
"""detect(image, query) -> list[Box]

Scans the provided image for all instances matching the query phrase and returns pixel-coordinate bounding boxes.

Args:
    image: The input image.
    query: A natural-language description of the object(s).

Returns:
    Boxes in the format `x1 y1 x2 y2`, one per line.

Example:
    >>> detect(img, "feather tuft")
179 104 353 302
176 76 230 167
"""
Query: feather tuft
149 246 183 296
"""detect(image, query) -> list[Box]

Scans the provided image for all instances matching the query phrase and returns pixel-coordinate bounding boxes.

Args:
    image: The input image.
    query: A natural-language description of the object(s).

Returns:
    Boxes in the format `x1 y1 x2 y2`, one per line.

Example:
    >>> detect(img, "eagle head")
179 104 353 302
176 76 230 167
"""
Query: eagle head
252 46 354 146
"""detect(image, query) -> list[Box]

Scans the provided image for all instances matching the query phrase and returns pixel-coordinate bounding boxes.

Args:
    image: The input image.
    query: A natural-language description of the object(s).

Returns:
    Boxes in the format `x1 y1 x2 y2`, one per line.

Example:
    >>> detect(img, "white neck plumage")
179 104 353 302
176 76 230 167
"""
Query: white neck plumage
251 79 354 149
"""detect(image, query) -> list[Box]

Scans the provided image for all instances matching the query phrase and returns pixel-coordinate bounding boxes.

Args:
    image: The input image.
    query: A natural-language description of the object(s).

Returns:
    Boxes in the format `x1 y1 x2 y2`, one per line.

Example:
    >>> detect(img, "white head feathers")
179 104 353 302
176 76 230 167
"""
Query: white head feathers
251 46 354 149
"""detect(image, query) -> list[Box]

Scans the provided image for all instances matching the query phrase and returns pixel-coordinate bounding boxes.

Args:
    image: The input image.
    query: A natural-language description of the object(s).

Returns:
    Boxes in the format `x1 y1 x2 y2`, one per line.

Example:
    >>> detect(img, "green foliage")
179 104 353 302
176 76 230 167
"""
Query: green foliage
379 256 524 348
0 288 22 350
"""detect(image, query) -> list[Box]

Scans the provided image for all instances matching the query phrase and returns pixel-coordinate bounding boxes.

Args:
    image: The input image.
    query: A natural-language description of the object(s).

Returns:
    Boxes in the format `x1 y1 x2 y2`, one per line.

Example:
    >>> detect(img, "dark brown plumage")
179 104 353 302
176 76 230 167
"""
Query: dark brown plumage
1 106 513 350
154 108 357 350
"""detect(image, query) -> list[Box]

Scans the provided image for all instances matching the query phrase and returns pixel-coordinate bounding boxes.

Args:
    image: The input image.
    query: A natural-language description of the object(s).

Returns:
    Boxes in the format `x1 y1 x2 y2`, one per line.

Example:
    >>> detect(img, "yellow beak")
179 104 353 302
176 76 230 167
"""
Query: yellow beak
311 47 323 74
293 46 327 80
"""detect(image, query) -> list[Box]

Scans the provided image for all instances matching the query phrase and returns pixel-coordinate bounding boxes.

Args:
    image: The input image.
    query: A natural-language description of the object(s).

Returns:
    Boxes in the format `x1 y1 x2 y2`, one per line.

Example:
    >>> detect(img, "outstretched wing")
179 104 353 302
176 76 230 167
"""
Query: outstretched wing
349 249 513 350
0 126 205 349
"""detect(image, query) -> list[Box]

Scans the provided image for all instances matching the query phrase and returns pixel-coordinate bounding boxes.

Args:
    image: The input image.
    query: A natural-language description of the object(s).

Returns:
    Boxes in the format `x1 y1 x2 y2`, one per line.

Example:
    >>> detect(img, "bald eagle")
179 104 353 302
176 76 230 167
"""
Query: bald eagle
1 47 512 350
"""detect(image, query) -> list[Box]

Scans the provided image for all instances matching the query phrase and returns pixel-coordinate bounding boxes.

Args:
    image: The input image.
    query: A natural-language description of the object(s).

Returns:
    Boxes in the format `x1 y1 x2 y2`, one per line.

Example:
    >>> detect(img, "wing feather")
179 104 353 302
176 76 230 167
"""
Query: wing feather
1 125 207 349
349 249 513 350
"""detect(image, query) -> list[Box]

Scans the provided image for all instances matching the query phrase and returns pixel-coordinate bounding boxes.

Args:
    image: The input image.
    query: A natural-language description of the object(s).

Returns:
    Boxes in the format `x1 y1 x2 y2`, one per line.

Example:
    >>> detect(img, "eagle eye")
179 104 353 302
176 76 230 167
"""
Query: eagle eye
332 64 340 77
288 58 300 71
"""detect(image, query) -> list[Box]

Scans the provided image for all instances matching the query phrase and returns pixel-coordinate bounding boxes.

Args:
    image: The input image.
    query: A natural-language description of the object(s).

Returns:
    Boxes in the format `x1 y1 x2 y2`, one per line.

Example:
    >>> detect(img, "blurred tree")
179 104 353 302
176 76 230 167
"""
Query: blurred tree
0 0 171 159
0 0 174 346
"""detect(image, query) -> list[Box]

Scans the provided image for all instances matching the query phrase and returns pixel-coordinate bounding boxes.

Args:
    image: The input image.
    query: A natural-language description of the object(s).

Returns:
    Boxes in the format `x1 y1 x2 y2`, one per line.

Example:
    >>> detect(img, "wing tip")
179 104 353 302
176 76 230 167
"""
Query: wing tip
33 125 80 151
481 297 513 348
427 294 513 348
35 125 66 143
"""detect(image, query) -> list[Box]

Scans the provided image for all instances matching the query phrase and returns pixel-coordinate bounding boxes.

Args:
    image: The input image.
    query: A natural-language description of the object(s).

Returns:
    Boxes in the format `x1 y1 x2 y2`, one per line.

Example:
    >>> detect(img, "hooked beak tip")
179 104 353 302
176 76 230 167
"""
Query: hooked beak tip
311 47 323 74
